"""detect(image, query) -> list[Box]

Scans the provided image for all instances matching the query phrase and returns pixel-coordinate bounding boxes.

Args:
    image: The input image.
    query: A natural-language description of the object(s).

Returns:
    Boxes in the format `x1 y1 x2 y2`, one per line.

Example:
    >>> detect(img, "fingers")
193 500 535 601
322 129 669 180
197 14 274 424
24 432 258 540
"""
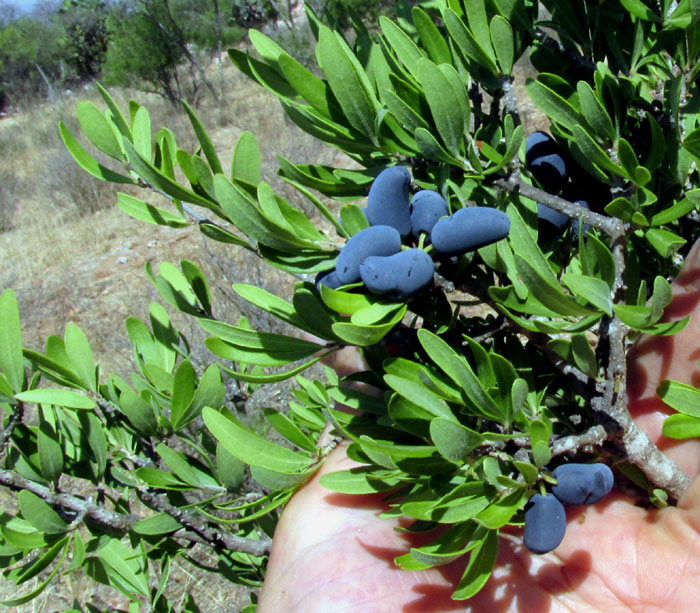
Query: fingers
627 237 700 476
628 239 700 400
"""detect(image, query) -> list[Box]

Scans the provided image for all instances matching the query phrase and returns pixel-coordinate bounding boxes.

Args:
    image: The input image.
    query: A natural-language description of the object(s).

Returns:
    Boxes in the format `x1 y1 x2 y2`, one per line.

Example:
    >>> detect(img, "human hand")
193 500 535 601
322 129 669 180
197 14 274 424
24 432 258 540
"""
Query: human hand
258 241 700 613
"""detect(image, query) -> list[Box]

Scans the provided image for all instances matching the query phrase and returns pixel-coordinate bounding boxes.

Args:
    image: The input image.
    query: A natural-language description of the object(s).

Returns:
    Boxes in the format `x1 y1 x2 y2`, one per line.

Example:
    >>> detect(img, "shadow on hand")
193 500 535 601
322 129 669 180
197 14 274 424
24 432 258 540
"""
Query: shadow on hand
325 484 593 613
358 532 592 613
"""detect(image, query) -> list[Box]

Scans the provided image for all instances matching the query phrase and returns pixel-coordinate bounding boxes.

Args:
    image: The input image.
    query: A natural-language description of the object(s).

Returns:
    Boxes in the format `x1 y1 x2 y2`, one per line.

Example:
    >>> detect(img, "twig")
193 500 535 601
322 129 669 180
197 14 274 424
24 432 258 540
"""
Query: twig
550 425 613 456
0 467 271 556
494 175 624 237
137 488 271 556
0 401 24 461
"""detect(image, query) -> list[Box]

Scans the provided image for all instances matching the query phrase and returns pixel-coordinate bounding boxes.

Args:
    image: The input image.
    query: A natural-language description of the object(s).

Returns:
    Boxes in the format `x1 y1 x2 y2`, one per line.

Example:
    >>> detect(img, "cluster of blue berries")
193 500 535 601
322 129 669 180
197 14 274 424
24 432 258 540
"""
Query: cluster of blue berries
526 131 591 236
524 462 614 554
318 167 511 301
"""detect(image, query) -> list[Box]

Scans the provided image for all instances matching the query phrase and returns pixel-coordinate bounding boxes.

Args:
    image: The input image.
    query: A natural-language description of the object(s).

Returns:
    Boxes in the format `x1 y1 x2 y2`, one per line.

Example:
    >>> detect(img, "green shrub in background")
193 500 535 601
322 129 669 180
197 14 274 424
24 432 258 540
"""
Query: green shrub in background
4 0 700 608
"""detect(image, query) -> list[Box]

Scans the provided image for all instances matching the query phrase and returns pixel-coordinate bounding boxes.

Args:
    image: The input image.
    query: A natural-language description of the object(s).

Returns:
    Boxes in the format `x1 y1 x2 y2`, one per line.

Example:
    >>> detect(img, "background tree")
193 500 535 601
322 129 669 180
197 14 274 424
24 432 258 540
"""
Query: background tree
58 0 112 80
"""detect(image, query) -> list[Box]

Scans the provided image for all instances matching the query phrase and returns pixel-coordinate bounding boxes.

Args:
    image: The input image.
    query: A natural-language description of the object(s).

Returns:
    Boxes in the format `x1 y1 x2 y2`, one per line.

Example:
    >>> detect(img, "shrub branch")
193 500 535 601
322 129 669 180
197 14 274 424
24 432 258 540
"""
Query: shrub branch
0 467 271 556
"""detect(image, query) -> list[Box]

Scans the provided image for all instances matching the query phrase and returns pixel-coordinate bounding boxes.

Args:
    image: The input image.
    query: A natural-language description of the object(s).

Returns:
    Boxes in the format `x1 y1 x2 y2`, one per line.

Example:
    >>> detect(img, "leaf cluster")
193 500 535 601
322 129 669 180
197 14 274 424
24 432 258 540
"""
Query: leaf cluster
6 0 700 606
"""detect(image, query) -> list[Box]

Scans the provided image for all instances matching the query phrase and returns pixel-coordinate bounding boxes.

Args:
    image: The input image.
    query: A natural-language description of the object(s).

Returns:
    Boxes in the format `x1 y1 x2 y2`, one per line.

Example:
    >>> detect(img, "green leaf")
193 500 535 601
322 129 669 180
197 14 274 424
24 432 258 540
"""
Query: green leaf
214 174 314 251
200 319 322 354
443 9 498 73
181 259 212 317
181 100 222 175
320 466 401 494
417 330 502 420
663 412 700 438
84 412 107 479
430 418 483 462
332 311 406 346
170 360 196 430
0 289 24 393
657 380 700 418
350 301 404 326
264 408 316 452
123 140 215 209
316 26 378 139
221 357 322 383
650 196 697 225
174 364 225 429
97 538 149 597
526 79 585 132
133 513 181 535
617 137 639 179
321 285 379 315
64 323 97 392
278 53 334 118
76 101 124 160
131 106 152 161
216 444 246 490
561 273 613 316
571 333 598 378
384 375 456 421
96 82 132 140
490 15 514 74
412 6 451 65
156 443 219 488
15 389 95 409
380 16 425 78
203 407 314 473
417 58 464 156
339 204 370 235
38 424 63 482
198 221 251 246
571 125 627 178
415 127 462 165
16 535 69 585
250 466 310 491
577 81 615 142
59 122 136 185
232 130 261 186
293 288 338 340
233 284 307 329
19 490 68 534
506 203 558 286
452 529 498 599
646 228 686 257
119 389 158 434
515 256 596 317
397 523 482 570
116 193 188 228
620 0 660 20
465 0 497 66
0 538 69 606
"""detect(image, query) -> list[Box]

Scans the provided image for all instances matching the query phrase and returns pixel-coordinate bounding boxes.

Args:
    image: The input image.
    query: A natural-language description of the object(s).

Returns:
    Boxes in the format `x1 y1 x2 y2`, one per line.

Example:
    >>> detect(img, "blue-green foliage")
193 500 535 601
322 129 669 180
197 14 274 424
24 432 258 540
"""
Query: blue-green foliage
4 0 700 607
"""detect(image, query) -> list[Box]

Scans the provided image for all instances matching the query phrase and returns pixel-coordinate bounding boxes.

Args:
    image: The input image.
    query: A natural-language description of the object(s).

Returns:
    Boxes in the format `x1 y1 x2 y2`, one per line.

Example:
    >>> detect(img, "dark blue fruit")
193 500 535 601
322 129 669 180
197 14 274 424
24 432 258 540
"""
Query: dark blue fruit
571 200 591 236
431 207 510 256
359 249 434 300
529 153 566 193
537 202 569 229
523 493 567 554
315 269 343 291
366 167 412 237
410 190 449 237
336 225 402 284
551 463 614 505
526 131 557 166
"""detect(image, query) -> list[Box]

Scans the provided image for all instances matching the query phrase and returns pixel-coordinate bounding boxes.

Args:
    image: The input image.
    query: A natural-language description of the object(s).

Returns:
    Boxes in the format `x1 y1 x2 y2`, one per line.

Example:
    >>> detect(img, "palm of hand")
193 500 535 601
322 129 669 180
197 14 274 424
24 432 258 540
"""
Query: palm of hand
259 247 700 613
